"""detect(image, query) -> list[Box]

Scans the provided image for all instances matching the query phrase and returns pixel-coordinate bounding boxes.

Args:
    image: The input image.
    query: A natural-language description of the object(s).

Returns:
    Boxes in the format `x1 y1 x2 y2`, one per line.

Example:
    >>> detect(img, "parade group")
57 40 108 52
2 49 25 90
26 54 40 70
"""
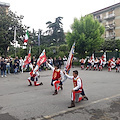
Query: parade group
0 46 119 108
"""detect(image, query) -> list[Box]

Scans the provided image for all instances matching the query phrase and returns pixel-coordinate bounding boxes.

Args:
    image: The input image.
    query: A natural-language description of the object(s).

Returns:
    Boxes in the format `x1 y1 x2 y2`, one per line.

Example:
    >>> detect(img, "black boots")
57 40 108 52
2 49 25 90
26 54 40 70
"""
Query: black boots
28 82 32 86
53 90 58 95
68 101 75 108
39 82 43 85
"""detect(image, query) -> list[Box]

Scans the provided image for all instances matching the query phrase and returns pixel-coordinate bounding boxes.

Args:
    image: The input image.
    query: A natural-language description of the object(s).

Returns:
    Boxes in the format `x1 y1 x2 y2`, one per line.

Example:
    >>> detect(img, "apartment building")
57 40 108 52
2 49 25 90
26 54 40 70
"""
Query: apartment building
92 2 120 40
0 2 10 13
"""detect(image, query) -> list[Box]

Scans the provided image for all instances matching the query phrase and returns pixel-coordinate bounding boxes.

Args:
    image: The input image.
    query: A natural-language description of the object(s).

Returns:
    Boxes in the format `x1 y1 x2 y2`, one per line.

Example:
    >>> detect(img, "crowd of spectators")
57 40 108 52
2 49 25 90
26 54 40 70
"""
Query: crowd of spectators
0 55 68 78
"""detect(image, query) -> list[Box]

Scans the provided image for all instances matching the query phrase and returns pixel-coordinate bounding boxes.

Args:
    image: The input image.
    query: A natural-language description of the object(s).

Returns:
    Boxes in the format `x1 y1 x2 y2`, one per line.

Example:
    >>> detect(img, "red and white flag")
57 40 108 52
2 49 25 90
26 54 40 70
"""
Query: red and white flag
33 49 47 73
22 49 31 69
111 57 115 68
102 52 106 67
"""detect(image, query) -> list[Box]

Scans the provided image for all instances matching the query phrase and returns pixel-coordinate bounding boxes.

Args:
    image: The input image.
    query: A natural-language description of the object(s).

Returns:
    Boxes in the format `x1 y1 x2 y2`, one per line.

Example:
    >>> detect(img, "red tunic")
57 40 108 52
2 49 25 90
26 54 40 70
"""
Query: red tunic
30 70 36 77
73 77 83 89
52 70 61 80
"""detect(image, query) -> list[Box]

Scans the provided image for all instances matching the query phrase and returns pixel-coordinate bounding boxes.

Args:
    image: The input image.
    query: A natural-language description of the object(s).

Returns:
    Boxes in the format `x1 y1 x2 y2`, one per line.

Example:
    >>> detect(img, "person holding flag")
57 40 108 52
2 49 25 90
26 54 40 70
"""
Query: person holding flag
63 70 88 108
27 65 43 86
46 61 64 95
98 57 103 71
27 49 47 86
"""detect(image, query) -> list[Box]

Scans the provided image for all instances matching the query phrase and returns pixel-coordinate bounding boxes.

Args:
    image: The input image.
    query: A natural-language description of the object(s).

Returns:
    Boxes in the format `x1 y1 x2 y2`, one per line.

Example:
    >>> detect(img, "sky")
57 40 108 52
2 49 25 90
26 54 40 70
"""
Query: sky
1 0 120 32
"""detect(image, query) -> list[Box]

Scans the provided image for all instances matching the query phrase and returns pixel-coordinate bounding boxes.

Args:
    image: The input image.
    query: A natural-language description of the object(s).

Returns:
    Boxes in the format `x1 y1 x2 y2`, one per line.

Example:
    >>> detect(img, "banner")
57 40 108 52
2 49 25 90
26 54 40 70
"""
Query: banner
65 42 75 74
33 49 47 73
22 49 31 69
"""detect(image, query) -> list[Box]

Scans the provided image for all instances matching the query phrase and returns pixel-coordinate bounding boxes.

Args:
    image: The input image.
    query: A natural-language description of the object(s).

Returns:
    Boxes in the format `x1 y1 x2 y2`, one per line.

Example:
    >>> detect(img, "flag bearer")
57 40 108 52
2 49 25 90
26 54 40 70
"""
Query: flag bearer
46 61 64 95
27 65 43 86
63 70 88 108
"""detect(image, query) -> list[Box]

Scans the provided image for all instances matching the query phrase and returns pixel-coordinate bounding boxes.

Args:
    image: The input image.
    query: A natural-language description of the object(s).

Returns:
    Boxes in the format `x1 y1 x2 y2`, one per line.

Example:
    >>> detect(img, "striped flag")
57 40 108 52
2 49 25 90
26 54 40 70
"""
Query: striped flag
24 31 29 44
33 49 47 73
65 42 75 74
22 49 31 69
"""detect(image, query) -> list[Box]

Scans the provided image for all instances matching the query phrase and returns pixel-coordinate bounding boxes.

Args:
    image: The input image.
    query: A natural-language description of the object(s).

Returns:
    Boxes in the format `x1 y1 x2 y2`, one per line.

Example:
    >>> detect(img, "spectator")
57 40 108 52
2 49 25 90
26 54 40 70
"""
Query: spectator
1 58 7 77
14 62 18 74
49 57 53 66
53 57 57 66
58 56 62 69
19 57 24 72
63 56 67 67
14 56 20 72
31 56 37 66
6 57 11 74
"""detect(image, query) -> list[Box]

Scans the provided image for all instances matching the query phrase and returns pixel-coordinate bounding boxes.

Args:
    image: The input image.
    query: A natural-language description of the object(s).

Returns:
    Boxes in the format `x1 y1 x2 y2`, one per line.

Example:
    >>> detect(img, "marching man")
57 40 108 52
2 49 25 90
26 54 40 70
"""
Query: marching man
108 59 112 72
46 61 64 95
98 57 103 71
86 58 92 70
27 65 43 86
63 70 88 108
79 58 85 70
94 58 99 70
115 58 120 72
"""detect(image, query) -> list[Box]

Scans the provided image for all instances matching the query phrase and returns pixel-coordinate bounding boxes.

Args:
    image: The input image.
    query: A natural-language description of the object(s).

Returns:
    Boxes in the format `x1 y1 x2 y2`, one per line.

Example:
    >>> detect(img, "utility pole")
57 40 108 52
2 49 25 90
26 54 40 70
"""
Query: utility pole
14 26 17 57
38 29 41 54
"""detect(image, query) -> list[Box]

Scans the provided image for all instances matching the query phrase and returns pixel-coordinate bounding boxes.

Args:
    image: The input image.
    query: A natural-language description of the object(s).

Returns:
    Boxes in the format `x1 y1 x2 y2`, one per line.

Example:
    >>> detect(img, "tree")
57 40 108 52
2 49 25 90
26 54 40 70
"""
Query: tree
101 39 120 51
0 7 27 57
45 17 65 46
66 15 105 57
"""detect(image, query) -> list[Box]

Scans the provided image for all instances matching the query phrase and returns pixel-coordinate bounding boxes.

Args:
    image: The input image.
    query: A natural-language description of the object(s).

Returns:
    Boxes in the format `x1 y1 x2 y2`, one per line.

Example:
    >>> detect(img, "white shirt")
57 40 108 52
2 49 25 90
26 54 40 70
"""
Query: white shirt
65 74 82 91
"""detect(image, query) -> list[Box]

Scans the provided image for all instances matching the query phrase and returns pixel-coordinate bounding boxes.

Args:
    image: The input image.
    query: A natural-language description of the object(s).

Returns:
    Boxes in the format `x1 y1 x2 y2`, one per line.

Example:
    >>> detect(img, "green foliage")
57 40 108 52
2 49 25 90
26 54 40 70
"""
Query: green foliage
101 39 120 51
45 17 65 46
66 15 105 57
0 7 27 57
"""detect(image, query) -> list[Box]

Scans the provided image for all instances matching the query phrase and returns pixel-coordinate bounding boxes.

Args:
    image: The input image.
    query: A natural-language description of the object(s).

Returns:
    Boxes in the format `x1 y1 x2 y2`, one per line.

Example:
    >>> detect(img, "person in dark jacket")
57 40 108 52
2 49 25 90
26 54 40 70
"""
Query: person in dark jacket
1 58 7 77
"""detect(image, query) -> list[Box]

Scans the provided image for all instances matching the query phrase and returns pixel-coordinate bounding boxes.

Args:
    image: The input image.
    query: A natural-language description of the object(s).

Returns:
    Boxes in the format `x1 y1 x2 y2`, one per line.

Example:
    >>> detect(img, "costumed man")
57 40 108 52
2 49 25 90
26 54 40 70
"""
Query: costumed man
86 58 92 70
63 70 88 108
108 59 112 72
115 58 120 72
94 58 99 70
98 57 103 71
79 58 85 70
46 61 64 95
27 65 43 86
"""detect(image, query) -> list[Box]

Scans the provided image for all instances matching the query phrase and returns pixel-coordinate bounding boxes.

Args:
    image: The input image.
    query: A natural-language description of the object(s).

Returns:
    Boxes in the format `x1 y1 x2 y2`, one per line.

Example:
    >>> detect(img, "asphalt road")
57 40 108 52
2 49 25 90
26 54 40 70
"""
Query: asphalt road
0 67 120 120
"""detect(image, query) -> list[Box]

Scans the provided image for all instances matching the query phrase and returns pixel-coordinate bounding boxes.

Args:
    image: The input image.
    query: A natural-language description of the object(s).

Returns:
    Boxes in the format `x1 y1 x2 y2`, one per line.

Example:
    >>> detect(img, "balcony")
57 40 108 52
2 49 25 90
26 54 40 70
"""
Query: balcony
105 33 115 39
105 23 115 30
104 14 115 20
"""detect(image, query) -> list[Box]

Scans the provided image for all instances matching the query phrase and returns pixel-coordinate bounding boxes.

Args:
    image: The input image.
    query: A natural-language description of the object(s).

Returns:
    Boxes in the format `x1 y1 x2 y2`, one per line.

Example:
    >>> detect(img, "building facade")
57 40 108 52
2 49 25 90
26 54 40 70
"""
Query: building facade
92 2 120 40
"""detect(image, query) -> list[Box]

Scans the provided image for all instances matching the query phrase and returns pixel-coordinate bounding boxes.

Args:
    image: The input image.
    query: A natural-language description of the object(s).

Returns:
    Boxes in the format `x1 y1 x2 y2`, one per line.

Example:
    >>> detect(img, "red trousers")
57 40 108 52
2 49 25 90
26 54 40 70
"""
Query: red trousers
71 89 82 102
53 80 60 90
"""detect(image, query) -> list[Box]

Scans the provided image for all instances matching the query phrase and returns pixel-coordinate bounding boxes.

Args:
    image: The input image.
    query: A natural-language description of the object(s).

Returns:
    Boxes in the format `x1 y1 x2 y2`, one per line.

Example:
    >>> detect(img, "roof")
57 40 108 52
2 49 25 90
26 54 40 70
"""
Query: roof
91 2 120 15
0 2 10 7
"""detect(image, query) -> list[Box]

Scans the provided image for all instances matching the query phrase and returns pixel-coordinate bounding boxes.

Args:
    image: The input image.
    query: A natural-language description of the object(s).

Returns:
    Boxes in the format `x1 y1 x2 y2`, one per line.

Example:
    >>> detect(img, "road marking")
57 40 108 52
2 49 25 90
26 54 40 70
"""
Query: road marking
38 94 120 120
